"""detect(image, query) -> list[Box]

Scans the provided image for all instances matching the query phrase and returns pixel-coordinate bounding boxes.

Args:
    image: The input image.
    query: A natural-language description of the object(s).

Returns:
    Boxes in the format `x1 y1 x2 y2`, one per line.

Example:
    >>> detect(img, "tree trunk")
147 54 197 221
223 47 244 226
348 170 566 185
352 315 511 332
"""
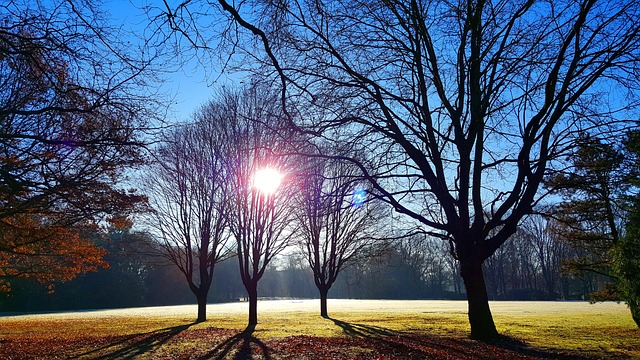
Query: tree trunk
247 284 258 326
546 278 557 300
319 286 329 318
460 258 499 340
630 302 640 329
196 291 207 323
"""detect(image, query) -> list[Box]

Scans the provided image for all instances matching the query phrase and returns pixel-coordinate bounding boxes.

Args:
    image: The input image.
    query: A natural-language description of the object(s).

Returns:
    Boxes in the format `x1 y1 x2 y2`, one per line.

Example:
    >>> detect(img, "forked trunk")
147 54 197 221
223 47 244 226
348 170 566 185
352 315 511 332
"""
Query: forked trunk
460 258 499 340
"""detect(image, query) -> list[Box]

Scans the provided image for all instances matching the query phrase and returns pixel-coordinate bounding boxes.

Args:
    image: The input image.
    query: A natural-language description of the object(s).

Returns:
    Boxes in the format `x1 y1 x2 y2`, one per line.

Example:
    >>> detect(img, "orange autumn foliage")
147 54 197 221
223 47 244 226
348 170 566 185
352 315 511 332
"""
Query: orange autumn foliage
0 214 108 293
1 7 148 294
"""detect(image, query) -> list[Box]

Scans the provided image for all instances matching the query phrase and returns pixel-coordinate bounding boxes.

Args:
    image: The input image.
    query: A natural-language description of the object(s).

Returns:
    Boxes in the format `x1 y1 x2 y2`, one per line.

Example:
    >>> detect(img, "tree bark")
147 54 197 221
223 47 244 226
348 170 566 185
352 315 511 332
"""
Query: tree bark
460 258 499 340
247 284 258 326
630 302 640 329
319 286 329 318
196 291 207 323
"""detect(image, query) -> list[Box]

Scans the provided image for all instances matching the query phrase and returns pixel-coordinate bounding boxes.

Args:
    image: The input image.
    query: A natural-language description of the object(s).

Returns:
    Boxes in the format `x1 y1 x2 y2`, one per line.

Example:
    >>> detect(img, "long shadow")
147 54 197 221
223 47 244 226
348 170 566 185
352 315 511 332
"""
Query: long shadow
69 323 193 359
197 324 271 360
328 317 431 357
329 317 398 338
479 334 595 359
328 317 595 360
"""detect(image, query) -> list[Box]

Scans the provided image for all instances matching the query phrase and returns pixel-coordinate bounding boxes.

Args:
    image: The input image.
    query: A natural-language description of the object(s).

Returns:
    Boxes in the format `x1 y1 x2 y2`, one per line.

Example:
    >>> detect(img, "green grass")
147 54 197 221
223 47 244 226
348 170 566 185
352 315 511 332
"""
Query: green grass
0 300 638 359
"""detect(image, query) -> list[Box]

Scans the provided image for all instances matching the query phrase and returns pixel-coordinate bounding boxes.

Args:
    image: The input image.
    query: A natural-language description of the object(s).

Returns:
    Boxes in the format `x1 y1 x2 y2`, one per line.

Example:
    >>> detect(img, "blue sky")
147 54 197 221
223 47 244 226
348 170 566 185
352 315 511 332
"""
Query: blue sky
107 0 223 122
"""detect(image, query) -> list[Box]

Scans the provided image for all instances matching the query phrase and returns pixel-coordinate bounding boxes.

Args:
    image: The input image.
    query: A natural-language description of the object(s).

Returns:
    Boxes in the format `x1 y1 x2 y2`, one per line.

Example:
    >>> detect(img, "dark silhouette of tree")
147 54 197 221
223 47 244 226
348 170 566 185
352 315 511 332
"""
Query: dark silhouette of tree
222 85 299 326
145 112 233 323
615 131 640 328
614 193 640 328
0 0 158 291
548 131 640 325
546 134 627 284
184 0 640 339
52 217 154 309
295 150 386 317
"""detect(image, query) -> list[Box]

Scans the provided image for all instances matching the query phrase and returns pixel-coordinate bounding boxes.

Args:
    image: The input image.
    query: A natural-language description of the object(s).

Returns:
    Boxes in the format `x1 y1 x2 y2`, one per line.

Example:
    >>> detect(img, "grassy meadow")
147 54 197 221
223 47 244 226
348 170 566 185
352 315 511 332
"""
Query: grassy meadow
0 299 638 359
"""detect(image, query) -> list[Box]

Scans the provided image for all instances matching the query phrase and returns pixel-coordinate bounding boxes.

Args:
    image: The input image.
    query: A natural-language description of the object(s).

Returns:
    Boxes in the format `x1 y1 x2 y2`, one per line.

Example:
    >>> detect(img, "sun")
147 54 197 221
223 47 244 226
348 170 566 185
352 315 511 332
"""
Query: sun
252 167 284 195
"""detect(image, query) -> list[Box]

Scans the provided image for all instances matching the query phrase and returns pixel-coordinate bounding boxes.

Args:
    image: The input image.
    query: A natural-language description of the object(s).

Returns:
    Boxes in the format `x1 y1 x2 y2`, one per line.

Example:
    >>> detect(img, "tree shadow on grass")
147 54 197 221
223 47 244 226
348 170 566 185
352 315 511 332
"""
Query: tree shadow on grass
197 324 271 360
480 334 598 359
329 317 398 338
328 317 596 359
69 323 193 359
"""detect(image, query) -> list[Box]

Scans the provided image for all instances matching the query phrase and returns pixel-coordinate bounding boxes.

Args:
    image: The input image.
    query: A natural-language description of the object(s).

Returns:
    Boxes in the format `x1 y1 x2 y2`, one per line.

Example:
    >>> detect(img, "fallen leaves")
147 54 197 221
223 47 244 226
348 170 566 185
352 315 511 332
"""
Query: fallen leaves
0 326 609 360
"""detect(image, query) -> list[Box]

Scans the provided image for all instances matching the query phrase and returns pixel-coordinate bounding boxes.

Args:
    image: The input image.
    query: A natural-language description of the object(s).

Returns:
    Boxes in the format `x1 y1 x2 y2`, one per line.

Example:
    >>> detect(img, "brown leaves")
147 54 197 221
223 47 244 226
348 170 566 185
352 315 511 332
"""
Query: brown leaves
0 327 603 360
0 214 108 292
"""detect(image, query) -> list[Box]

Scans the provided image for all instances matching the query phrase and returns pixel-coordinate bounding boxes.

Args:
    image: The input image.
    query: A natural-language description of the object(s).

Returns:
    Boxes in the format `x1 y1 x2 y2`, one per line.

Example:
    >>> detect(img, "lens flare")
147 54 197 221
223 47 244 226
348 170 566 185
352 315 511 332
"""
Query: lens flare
351 188 366 207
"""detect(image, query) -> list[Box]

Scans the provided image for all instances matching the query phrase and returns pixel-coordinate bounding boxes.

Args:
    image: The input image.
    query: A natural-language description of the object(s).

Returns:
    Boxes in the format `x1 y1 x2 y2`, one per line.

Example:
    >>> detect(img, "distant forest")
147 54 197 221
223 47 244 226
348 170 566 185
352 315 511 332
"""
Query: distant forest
1 219 608 313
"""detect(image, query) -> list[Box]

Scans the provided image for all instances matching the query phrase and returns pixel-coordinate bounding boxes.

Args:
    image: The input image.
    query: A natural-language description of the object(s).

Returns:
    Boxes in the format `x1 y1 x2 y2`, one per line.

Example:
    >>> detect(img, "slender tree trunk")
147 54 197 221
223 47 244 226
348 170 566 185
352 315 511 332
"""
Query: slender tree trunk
546 277 556 300
247 284 258 326
319 286 329 318
196 291 207 323
460 258 499 340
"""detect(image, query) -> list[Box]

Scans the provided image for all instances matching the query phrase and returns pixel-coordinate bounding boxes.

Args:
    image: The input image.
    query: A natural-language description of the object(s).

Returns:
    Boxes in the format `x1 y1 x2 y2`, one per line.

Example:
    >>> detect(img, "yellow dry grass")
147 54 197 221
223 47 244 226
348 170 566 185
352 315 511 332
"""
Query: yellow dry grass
0 299 638 358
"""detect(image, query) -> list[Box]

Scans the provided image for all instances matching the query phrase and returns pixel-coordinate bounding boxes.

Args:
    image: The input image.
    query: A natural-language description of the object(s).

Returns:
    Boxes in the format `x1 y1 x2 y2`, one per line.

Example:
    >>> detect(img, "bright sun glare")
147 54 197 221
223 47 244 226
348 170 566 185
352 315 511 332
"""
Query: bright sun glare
252 167 284 195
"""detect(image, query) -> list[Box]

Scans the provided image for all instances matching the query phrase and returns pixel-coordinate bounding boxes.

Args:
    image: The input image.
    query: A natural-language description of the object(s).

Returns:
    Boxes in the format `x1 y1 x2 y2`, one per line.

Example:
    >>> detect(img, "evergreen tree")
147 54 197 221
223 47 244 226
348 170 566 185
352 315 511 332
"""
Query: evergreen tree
548 130 639 325
613 131 640 328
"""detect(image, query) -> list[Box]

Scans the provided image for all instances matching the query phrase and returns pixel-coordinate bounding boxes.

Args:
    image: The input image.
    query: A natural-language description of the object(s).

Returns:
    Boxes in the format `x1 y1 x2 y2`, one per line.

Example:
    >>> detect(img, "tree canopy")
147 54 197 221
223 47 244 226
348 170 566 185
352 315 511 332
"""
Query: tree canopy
159 0 640 339
222 85 302 326
548 130 640 326
295 147 388 317
0 0 159 291
145 113 234 323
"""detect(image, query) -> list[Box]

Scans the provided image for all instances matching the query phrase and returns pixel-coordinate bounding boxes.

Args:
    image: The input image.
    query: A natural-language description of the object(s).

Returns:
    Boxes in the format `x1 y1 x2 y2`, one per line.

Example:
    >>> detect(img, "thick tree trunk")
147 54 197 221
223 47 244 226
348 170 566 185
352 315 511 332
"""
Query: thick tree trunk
319 286 329 318
196 291 207 323
460 258 499 340
630 302 640 329
247 284 258 326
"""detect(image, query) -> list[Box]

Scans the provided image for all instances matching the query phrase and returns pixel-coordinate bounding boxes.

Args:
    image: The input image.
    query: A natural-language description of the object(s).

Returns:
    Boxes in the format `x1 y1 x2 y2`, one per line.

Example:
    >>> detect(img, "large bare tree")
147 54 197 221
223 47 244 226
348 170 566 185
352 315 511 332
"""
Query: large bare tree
145 111 232 323
162 0 640 339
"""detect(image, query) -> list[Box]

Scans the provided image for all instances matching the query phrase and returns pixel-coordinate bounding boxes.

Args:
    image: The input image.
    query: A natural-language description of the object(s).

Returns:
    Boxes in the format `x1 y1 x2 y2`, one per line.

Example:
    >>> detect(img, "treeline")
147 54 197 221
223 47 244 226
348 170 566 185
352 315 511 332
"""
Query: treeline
1 216 607 313
264 222 608 302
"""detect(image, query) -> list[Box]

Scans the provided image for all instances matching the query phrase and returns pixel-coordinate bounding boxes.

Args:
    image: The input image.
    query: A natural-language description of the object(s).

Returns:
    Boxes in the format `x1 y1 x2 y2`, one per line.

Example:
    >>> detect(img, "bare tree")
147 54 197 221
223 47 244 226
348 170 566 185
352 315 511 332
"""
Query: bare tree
295 149 386 317
222 85 299 327
1 0 156 220
183 0 640 339
1 0 160 290
394 235 451 297
521 215 570 300
483 228 540 299
145 110 232 323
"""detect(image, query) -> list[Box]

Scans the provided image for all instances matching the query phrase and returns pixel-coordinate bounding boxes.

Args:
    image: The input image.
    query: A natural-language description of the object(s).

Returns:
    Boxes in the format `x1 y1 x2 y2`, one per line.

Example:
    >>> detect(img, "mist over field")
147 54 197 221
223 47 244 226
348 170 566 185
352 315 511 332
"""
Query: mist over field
3 299 627 322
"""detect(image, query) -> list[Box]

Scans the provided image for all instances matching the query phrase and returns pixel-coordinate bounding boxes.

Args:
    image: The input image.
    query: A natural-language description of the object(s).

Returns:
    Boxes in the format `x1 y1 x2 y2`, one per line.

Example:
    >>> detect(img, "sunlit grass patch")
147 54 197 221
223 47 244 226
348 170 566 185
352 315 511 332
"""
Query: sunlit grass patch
491 301 639 358
1 300 638 359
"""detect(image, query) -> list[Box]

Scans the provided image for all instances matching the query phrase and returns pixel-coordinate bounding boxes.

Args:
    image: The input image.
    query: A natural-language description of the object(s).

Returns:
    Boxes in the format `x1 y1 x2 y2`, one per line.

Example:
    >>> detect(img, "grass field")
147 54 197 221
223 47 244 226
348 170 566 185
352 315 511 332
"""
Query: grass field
1 299 638 359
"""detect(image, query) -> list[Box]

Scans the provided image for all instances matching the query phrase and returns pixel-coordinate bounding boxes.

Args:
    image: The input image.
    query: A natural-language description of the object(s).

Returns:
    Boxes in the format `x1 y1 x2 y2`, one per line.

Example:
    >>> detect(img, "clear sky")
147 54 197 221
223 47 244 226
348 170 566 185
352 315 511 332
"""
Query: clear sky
107 0 225 123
